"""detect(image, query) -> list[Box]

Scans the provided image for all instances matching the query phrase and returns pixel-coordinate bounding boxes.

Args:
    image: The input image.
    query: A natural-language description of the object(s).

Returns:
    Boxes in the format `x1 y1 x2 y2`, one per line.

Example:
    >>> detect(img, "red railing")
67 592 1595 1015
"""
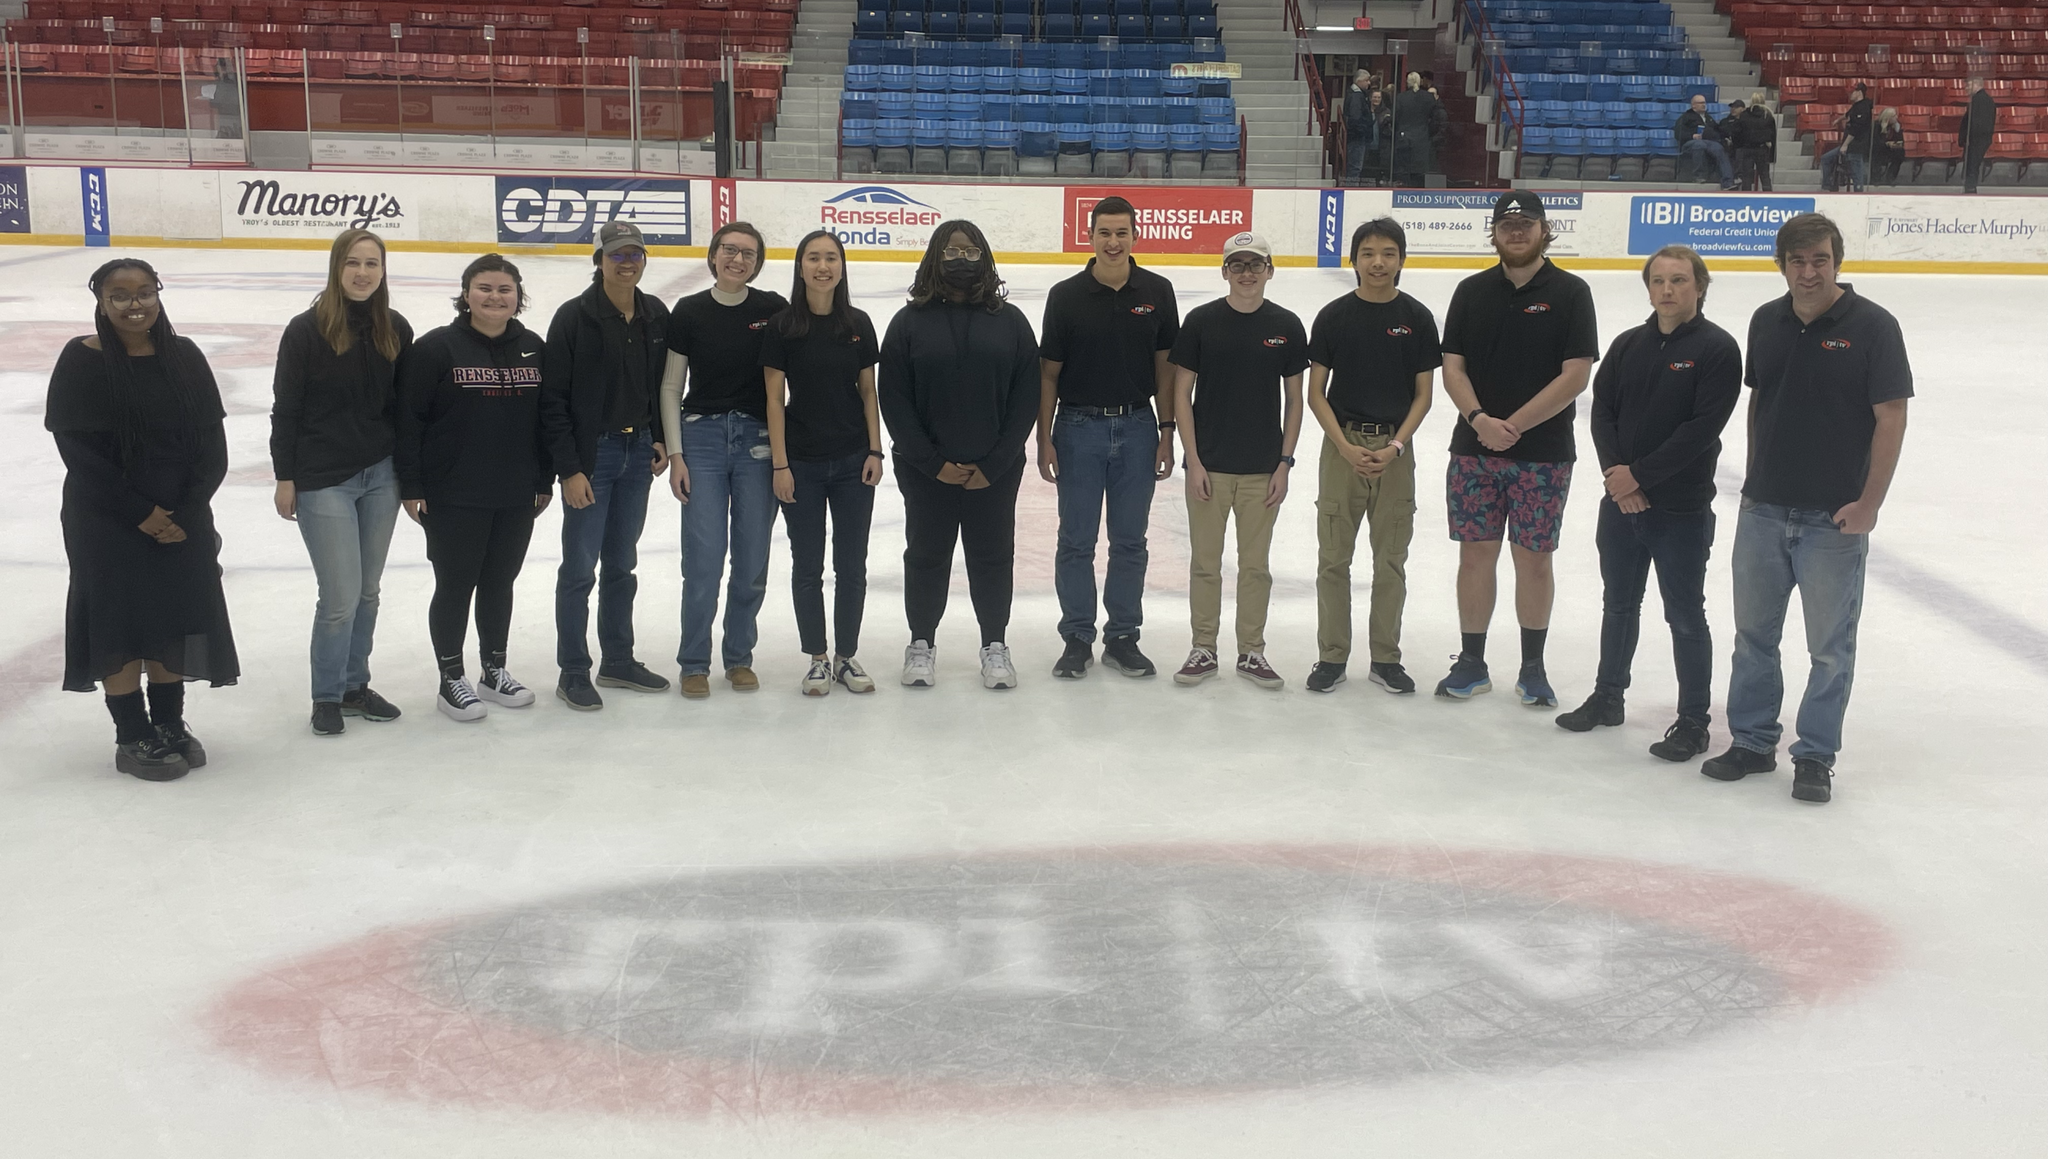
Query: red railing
1458 0 1524 186
1281 0 1336 184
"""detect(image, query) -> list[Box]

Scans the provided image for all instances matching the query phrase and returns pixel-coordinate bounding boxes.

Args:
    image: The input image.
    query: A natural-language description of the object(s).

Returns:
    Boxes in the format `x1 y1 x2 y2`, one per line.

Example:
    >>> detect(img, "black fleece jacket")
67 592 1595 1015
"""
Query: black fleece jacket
539 280 671 479
880 298 1040 480
395 316 551 507
1589 312 1742 512
269 299 415 490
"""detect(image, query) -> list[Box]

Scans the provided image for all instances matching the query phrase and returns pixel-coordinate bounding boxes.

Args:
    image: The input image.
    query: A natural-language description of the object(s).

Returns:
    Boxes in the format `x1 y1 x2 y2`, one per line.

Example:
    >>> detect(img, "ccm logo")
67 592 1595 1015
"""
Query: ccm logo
1522 303 1551 314
1130 304 1156 315
749 320 770 330
1387 325 1413 337
1668 360 1695 371
1263 336 1289 347
1821 338 1852 350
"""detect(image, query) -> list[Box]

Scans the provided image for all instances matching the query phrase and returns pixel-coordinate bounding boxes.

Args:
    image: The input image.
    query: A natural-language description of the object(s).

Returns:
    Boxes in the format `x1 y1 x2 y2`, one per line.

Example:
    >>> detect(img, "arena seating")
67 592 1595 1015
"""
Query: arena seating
835 0 1238 179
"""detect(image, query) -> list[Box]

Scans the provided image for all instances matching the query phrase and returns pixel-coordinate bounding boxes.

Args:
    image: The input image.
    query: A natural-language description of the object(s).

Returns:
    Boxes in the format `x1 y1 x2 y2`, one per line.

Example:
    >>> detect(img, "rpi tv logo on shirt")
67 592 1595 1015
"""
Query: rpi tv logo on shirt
496 177 692 245
1627 196 1815 257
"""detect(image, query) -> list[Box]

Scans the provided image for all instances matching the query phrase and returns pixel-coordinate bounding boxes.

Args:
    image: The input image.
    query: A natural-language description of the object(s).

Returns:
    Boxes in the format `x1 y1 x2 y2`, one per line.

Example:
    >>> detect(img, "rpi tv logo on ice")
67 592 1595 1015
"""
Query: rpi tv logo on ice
818 185 943 247
496 178 692 245
1628 196 1815 257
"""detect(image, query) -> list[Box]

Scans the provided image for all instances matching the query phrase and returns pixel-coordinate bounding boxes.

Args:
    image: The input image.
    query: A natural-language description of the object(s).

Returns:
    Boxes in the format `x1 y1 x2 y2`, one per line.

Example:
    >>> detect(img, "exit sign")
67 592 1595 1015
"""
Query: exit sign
1354 16 1372 29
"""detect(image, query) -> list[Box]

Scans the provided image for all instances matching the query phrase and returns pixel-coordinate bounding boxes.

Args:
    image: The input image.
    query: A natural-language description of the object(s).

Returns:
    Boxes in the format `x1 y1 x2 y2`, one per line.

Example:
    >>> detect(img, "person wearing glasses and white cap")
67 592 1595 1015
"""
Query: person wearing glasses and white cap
540 219 674 710
1165 231 1307 689
658 221 788 700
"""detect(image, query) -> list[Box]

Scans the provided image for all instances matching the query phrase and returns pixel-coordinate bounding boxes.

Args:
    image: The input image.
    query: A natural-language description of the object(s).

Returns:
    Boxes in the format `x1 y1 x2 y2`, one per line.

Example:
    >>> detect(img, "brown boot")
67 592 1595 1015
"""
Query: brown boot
725 666 760 692
679 673 710 700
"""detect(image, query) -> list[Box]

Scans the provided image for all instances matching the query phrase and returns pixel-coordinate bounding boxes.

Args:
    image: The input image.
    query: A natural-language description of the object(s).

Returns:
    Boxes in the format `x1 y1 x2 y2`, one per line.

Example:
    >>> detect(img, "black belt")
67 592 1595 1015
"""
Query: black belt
1341 419 1398 435
604 424 651 436
1062 403 1152 418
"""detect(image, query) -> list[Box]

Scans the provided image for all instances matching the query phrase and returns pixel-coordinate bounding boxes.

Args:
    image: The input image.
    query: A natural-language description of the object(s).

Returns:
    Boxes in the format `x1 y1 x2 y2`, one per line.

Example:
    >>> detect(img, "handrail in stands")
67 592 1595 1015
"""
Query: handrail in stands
1458 0 1523 187
1281 0 1335 184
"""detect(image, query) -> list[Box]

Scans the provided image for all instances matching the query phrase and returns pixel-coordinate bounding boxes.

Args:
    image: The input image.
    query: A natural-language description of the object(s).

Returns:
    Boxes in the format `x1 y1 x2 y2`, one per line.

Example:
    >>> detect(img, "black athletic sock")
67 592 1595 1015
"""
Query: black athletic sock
145 679 185 727
1521 627 1548 667
1460 632 1487 663
105 690 153 743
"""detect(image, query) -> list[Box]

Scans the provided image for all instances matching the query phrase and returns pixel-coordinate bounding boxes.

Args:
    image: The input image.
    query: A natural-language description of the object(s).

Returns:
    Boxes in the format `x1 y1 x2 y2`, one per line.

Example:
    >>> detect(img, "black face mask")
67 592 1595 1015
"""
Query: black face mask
940 258 982 288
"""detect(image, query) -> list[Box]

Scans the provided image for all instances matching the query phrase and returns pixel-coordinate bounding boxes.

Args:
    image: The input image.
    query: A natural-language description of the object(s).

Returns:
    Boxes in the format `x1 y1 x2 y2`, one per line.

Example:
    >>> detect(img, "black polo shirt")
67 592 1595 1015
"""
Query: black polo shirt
1742 283 1913 512
1040 257 1181 408
1441 258 1600 464
1588 312 1742 512
1169 297 1308 475
598 295 653 430
1307 290 1442 425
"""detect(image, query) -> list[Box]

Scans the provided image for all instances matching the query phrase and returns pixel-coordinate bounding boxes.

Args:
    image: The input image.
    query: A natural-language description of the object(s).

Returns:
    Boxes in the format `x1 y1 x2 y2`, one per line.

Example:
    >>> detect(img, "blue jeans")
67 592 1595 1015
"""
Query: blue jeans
1344 127 1372 183
1726 499 1868 765
1594 498 1714 722
783 451 876 658
1819 146 1868 191
295 457 399 702
1052 406 1158 642
677 411 776 675
1682 137 1734 183
555 429 655 675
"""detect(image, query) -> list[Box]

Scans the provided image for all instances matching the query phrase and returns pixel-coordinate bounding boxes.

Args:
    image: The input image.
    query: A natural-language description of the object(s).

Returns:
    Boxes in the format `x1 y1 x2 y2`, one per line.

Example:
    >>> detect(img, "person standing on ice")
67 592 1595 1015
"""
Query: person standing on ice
270 228 413 738
540 220 673 712
47 258 238 781
1701 213 1912 805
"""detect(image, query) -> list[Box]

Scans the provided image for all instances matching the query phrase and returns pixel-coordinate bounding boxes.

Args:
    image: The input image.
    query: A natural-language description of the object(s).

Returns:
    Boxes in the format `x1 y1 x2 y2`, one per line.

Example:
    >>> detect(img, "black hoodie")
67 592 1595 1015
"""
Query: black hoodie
270 298 415 490
539 280 672 479
1588 312 1742 513
880 298 1040 480
395 315 551 507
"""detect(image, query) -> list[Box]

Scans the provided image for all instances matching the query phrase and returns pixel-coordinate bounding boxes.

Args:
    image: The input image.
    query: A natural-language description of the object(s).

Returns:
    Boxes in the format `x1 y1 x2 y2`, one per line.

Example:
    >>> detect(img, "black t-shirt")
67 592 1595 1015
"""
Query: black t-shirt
667 287 787 418
1168 297 1308 475
1441 259 1600 463
759 307 880 463
1307 291 1442 425
1040 258 1181 408
1742 284 1913 512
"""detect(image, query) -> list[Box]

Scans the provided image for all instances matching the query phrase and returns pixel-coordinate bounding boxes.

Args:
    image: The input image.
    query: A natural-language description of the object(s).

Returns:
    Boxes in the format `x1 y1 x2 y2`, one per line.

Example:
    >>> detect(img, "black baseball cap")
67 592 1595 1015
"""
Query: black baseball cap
1492 190 1547 223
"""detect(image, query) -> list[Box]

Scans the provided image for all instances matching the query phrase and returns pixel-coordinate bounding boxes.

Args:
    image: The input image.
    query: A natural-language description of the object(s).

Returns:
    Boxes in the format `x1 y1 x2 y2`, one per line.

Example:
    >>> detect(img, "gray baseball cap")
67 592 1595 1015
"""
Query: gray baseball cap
597 219 647 257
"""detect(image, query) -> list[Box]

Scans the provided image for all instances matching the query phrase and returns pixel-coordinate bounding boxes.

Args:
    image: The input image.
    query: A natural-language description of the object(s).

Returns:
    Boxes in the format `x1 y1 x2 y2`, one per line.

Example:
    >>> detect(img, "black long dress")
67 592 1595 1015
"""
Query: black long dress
46 334 239 692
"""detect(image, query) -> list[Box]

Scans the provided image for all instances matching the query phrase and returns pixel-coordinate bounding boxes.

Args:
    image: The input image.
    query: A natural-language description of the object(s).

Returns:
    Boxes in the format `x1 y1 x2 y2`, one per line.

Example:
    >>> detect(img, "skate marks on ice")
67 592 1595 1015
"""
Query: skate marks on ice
208 845 1891 1117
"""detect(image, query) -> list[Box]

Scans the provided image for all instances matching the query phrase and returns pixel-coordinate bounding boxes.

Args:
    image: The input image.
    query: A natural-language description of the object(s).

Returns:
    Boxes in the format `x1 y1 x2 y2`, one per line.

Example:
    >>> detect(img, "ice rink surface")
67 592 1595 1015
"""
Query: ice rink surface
2 243 2045 1157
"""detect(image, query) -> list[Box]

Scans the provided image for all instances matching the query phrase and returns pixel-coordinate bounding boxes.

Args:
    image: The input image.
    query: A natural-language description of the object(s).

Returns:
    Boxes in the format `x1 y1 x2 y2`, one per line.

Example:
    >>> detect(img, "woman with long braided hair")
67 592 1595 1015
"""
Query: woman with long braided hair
45 258 238 781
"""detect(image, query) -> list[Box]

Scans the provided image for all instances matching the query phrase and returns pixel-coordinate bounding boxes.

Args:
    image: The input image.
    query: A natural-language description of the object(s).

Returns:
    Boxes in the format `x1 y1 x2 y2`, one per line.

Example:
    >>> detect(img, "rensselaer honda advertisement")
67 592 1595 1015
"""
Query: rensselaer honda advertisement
1063 186 1253 254
220 173 418 240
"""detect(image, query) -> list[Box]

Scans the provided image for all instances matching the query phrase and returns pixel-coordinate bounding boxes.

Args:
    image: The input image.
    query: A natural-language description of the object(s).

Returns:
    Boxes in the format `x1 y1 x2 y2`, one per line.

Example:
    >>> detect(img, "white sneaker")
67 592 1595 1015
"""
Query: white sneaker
835 656 876 694
801 657 833 697
476 665 535 707
436 675 488 722
902 640 937 687
980 642 1018 690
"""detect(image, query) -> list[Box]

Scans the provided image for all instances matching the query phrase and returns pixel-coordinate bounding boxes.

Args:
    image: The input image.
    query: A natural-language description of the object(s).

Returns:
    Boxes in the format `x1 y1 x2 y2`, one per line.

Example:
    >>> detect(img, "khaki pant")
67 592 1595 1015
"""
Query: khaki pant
1316 431 1416 664
1186 470 1280 652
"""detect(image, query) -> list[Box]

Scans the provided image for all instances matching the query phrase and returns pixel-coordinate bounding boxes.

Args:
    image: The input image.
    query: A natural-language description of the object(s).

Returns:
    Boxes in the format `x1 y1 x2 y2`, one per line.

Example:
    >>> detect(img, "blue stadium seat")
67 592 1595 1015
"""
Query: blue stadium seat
1115 0 1144 14
1521 126 1554 153
928 10 960 37
965 12 995 37
892 10 924 34
855 9 888 37
845 64 880 91
880 64 914 91
966 0 997 12
1151 14 1183 38
1082 13 1112 38
1188 12 1216 37
1117 14 1146 39
1550 125 1585 154
1078 0 1109 14
1000 12 1031 36
1587 74 1622 102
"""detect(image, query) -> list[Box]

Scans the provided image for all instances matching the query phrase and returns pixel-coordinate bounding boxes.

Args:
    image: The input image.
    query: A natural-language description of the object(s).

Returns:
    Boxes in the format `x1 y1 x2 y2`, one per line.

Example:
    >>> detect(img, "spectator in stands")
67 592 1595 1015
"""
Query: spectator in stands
1718 99 1746 146
1392 73 1446 187
1818 82 1873 192
1733 93 1777 191
1961 77 1997 194
1342 70 1382 187
1674 94 1737 190
1366 89 1391 182
209 57 242 140
1874 108 1907 186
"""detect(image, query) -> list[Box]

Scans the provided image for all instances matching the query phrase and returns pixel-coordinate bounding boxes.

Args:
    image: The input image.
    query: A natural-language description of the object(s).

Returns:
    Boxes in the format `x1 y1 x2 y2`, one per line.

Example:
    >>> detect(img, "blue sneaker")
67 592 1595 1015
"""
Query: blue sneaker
1434 655 1492 699
1516 663 1557 708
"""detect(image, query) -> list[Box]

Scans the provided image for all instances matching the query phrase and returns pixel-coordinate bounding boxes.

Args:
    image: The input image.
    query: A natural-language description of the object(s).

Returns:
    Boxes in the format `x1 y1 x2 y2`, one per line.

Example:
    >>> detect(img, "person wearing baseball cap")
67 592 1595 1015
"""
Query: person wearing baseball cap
1164 231 1307 689
538 218 675 709
1435 190 1599 708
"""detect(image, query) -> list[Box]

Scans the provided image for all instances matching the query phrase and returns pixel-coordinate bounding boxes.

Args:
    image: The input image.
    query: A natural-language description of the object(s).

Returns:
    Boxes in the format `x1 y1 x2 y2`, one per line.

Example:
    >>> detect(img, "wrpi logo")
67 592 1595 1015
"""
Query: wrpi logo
208 846 1889 1117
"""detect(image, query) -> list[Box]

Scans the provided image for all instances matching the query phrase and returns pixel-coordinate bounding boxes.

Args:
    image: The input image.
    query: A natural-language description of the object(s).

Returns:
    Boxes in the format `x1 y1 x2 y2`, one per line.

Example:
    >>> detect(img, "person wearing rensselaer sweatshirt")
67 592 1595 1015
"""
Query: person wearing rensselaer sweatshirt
396 253 554 724
540 221 673 711
1554 245 1739 765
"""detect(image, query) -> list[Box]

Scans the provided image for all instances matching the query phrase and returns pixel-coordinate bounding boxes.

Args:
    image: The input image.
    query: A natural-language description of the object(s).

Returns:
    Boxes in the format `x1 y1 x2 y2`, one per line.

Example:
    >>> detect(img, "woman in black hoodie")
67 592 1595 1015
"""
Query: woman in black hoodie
879 220 1040 691
271 228 414 737
396 253 552 723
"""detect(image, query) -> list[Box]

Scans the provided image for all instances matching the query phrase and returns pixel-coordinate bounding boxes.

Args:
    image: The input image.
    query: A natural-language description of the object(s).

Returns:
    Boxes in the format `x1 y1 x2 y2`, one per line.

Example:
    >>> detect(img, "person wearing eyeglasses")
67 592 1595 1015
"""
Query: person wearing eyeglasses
658 222 788 700
1166 232 1306 689
540 221 673 711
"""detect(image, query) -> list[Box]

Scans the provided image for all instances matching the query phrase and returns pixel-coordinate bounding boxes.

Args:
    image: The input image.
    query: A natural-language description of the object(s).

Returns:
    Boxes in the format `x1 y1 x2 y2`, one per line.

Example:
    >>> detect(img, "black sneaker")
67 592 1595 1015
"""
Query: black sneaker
341 686 401 721
155 721 207 769
1053 636 1093 679
311 701 345 736
1305 661 1347 693
116 737 190 782
596 659 670 693
556 672 603 711
1701 745 1777 781
1791 757 1834 803
1555 689 1624 732
1368 661 1415 695
1101 636 1155 677
1649 716 1711 763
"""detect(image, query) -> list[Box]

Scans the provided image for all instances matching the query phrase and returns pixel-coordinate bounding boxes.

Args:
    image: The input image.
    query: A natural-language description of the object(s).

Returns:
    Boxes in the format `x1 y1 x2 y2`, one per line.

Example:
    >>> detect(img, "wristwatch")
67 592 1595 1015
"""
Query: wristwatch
1464 406 1484 423
1279 455 1297 467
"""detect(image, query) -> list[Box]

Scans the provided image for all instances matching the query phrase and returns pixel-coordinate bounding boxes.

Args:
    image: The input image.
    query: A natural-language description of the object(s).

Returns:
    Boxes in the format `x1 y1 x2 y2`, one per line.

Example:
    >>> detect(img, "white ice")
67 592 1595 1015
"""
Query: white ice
1 244 2045 1157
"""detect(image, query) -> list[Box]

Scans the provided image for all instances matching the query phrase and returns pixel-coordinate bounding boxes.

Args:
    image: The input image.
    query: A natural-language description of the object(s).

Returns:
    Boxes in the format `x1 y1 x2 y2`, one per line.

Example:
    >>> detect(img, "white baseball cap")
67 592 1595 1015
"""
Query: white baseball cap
1223 231 1272 261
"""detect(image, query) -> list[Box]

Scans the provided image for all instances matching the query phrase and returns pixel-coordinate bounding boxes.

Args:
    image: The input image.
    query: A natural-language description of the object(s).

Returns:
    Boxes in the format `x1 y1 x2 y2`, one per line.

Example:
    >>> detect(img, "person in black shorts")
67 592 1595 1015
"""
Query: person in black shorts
1436 191 1599 707
1304 217 1439 696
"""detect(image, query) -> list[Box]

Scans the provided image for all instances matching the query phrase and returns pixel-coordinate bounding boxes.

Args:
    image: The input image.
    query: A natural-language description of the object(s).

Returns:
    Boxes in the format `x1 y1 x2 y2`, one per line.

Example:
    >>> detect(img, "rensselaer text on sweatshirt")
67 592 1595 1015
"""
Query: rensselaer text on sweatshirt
395 315 552 508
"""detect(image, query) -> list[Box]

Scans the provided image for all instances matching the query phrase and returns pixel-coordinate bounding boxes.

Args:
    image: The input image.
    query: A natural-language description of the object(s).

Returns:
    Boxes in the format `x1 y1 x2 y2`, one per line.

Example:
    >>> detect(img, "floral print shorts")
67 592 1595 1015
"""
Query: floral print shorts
1446 454 1573 553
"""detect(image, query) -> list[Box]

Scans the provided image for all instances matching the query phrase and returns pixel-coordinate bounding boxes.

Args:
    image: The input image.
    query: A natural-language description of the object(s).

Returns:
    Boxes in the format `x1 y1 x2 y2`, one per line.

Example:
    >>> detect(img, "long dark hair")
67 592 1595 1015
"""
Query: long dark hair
907 219 1005 311
314 227 401 360
774 229 856 341
88 258 201 463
